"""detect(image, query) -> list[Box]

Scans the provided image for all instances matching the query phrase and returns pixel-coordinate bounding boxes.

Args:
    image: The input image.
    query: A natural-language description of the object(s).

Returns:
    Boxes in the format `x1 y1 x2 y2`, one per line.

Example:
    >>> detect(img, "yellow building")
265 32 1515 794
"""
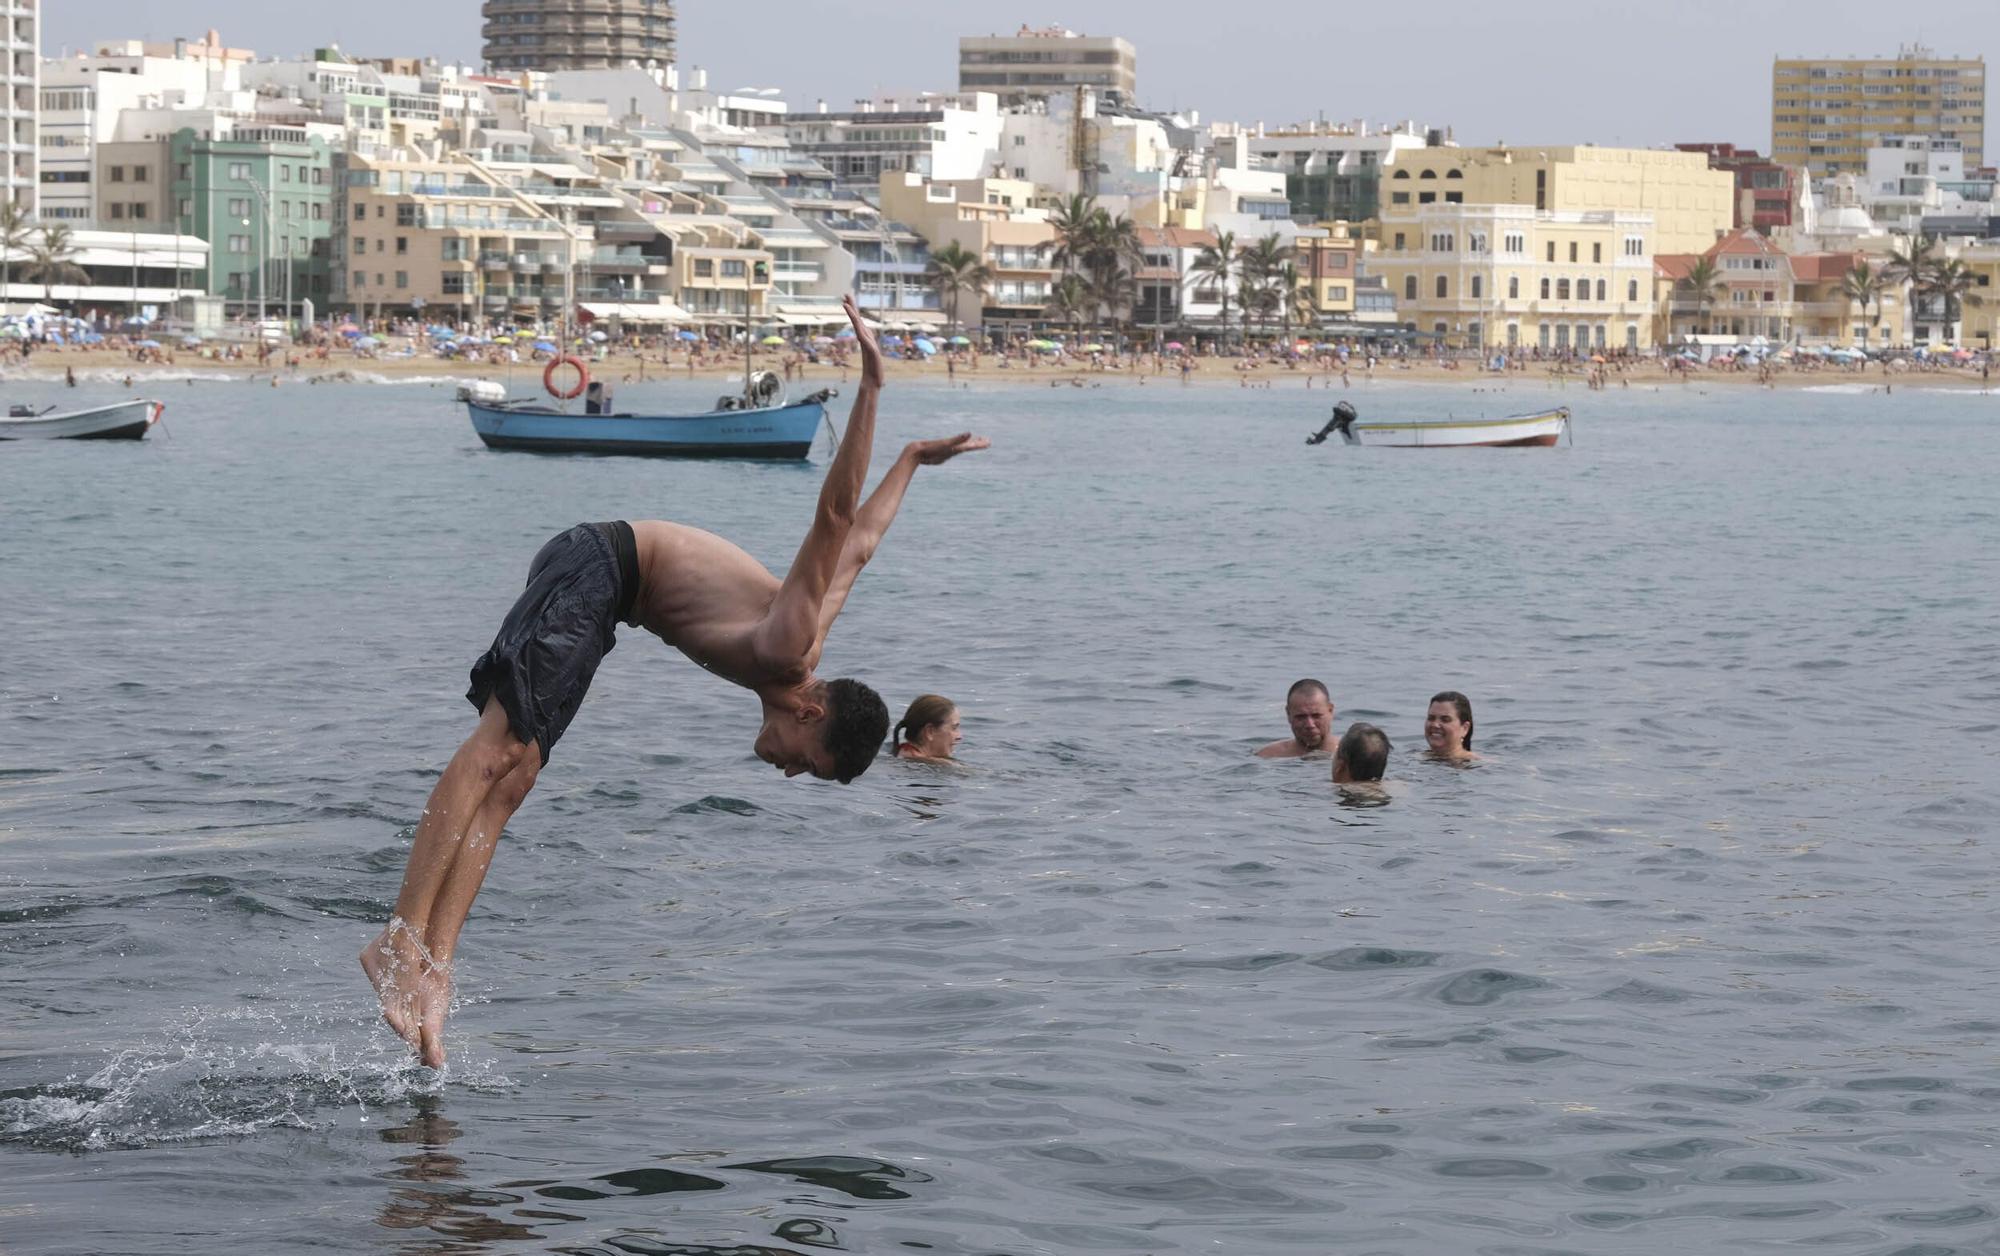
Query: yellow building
1653 228 1909 347
1957 245 2000 350
1772 47 1986 175
1294 224 1359 321
879 172 1058 329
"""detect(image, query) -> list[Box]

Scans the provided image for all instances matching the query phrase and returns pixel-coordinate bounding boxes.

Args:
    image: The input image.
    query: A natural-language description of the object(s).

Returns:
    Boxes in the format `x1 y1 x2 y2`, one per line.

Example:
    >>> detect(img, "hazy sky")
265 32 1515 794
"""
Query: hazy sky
43 0 1994 153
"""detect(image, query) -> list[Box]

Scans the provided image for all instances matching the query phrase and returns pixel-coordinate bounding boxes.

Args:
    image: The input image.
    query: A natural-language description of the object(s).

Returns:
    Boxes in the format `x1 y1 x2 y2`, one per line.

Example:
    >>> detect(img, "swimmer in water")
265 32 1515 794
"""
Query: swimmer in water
891 693 962 760
1331 722 1391 783
1255 679 1336 758
363 295 990 1067
1422 690 1479 761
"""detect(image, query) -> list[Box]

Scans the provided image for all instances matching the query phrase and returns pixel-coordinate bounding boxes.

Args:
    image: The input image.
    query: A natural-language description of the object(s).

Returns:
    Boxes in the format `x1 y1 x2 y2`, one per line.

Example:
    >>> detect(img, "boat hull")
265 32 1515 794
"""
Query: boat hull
0 400 163 441
466 399 824 459
1350 408 1569 448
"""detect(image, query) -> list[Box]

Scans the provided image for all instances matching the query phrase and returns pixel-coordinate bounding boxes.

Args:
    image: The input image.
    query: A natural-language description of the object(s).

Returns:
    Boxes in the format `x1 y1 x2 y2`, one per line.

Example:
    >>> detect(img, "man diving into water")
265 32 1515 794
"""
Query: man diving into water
362 295 988 1066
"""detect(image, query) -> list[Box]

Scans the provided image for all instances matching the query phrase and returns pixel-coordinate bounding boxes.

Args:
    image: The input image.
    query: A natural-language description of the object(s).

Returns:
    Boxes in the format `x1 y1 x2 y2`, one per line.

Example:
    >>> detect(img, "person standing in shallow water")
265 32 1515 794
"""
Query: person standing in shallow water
1256 679 1336 758
362 295 990 1068
1423 691 1480 761
892 694 962 760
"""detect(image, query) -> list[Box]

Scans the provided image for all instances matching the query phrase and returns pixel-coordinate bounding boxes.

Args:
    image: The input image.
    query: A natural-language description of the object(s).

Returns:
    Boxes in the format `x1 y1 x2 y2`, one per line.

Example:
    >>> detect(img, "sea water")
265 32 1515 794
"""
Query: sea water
3 371 1998 1254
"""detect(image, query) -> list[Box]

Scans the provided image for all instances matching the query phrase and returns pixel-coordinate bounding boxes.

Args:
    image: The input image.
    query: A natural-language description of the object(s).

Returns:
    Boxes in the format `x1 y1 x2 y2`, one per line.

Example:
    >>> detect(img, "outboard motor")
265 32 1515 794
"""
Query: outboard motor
584 379 614 415
1307 401 1360 445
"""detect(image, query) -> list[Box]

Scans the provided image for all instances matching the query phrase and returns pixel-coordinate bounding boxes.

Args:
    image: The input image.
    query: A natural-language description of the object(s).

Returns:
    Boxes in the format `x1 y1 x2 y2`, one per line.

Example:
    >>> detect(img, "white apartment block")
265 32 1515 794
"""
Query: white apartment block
785 92 1002 184
2 0 33 211
38 42 230 222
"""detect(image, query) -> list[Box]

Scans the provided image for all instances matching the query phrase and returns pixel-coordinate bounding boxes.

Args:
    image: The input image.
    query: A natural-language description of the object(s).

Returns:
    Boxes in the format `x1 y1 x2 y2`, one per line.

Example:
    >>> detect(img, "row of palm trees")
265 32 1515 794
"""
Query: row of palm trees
917 194 1321 345
0 202 92 307
1676 233 1984 344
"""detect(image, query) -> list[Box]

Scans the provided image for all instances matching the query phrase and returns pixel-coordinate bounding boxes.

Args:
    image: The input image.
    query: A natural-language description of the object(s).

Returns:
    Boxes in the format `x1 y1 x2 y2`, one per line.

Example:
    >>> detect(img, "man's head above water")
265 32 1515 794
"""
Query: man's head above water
1284 679 1335 751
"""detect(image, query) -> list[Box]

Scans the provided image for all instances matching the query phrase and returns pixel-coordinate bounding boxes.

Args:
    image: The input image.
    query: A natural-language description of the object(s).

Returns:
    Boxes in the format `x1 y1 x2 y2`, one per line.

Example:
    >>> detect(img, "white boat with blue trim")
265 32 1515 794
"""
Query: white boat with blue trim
461 364 833 460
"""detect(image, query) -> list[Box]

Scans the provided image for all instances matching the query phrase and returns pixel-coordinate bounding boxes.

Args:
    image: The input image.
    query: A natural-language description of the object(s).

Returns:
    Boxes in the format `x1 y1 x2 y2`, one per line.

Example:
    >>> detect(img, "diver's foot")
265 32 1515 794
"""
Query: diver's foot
417 959 454 1069
361 920 429 1056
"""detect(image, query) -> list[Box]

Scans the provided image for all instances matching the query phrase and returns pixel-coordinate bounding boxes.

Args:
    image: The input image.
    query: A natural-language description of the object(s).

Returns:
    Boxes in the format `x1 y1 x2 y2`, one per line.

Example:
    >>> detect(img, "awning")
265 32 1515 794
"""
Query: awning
580 301 693 323
771 303 847 326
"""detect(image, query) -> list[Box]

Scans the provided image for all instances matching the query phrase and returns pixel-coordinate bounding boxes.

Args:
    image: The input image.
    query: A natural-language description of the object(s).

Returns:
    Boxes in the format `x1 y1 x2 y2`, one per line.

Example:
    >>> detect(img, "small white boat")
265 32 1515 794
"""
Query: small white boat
1309 401 1570 448
0 399 166 441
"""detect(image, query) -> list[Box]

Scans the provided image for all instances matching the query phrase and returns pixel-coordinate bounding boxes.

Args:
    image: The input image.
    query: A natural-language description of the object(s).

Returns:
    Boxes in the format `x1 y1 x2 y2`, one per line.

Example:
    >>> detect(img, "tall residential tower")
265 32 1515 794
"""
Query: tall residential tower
482 0 676 73
1772 46 1985 176
3 0 36 211
958 26 1135 106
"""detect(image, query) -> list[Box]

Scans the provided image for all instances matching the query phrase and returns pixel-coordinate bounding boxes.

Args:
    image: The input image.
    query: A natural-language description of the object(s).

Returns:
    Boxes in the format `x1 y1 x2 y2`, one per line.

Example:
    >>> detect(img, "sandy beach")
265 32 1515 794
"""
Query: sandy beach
9 341 1998 393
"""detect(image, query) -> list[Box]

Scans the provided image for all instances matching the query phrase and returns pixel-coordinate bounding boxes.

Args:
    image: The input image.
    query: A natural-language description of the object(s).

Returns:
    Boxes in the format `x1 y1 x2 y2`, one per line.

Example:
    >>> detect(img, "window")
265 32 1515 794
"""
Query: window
1471 275 1483 299
110 203 126 219
1576 276 1589 300
131 203 149 220
353 270 365 288
1628 279 1638 301
1504 232 1524 254
1541 277 1550 299
1419 169 1436 180
1445 169 1462 180
1568 242 1578 262
228 197 250 217
1508 275 1519 298
1331 285 1347 300
1393 232 1406 250
1435 275 1448 298
280 165 292 183
1391 191 1410 205
176 162 191 181
1546 241 1555 262
395 236 408 255
354 203 366 221
721 259 746 278
1557 278 1570 299
311 203 324 220
355 237 366 253
694 258 713 277
394 270 408 289
1592 242 1602 263
1596 279 1606 301
229 162 252 180
1403 275 1417 300
228 234 250 253
109 165 125 183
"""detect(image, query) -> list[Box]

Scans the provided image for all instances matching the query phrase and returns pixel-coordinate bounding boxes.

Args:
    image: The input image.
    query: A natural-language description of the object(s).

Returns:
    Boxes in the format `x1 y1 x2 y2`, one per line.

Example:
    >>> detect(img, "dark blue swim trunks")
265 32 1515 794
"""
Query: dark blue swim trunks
467 521 640 764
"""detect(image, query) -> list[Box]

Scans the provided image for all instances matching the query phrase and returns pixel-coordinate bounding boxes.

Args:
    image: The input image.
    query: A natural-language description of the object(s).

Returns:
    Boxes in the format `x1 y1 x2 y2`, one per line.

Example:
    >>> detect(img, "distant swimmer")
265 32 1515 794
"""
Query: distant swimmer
1331 722 1392 783
892 693 962 760
362 294 990 1067
1423 690 1480 762
1255 678 1336 758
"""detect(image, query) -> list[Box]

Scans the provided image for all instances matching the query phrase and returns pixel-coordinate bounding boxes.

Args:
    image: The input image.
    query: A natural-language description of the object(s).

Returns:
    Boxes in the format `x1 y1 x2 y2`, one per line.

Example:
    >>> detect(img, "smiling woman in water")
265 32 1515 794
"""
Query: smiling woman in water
1423 691 1480 762
892 694 962 761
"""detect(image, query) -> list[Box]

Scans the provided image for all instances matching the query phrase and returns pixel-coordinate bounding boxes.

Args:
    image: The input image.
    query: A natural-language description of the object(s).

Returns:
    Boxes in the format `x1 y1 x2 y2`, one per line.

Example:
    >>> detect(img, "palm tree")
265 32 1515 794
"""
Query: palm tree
1236 275 1273 342
922 241 991 339
1044 193 1100 280
1275 261 1316 347
1839 260 1888 344
0 199 33 314
1044 273 1093 348
1676 256 1726 337
1190 230 1237 345
1924 257 1984 342
1886 233 1936 342
25 225 88 305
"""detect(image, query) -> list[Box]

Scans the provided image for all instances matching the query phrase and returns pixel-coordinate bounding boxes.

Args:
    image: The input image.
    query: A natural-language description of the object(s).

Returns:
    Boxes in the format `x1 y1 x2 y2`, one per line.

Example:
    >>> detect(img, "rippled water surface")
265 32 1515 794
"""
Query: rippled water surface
4 372 1999 1255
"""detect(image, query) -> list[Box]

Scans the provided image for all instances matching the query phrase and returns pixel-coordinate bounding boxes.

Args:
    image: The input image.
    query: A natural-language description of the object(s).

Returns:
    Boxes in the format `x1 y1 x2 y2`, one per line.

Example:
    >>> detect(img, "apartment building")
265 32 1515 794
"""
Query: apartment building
1675 142 1802 231
1214 120 1435 224
1772 46 1985 175
37 43 224 223
958 26 1135 106
785 93 1002 184
1655 227 1907 346
3 0 35 212
878 172 1056 330
482 0 676 73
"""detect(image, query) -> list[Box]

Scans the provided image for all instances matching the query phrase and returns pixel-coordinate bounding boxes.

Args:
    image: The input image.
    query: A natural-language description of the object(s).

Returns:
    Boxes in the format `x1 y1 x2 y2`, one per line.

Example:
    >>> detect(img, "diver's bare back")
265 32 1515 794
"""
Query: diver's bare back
630 520 804 689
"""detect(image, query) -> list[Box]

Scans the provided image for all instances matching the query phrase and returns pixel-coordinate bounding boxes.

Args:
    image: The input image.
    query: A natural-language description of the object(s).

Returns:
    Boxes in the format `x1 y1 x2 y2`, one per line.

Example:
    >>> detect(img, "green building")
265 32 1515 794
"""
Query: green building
169 126 337 319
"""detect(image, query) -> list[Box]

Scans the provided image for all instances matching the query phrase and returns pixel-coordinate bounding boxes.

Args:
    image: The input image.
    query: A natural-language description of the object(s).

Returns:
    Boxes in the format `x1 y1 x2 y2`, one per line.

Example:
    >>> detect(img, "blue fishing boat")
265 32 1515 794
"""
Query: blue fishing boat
462 365 834 460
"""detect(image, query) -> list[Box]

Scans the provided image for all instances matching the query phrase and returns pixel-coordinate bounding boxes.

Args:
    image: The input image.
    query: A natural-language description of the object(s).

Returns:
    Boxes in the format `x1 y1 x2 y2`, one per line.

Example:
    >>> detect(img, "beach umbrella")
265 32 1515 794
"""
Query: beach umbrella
134 338 160 348
80 331 104 344
912 337 937 355
589 330 609 342
531 339 557 352
354 336 379 347
811 335 835 345
677 330 701 341
760 334 787 346
492 333 515 342
1164 341 1185 350
181 336 202 348
1026 338 1056 350
834 328 856 340
1082 343 1106 352
341 327 364 339
948 335 971 346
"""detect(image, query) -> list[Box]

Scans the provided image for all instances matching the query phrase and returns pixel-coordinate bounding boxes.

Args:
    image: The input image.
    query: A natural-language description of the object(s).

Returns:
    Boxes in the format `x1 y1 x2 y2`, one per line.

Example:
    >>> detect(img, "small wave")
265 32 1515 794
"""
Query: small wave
1799 384 1878 395
0 1004 511 1153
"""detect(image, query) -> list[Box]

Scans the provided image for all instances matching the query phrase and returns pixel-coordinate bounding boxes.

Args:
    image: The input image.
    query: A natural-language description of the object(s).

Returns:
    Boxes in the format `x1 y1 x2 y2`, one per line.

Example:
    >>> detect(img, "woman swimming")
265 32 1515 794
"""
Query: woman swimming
1423 691 1480 761
892 694 962 761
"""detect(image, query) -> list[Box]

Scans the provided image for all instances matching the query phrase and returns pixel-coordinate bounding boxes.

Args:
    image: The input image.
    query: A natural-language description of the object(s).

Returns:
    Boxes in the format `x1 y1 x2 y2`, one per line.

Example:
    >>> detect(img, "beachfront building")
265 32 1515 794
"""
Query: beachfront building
1676 143 1804 231
783 93 1003 184
162 123 339 319
1957 244 2000 349
36 39 241 224
1373 145 1734 350
997 88 1212 229
1772 47 1985 176
1213 119 1436 224
238 48 485 156
1654 227 1908 348
1130 225 1218 334
958 27 1135 107
4 0 36 214
481 0 675 74
878 172 1056 332
2 226 209 315
1293 225 1361 326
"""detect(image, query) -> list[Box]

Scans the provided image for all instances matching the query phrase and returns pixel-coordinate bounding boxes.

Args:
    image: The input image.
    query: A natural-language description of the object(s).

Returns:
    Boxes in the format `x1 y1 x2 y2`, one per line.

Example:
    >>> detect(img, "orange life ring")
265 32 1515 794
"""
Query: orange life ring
543 354 589 400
